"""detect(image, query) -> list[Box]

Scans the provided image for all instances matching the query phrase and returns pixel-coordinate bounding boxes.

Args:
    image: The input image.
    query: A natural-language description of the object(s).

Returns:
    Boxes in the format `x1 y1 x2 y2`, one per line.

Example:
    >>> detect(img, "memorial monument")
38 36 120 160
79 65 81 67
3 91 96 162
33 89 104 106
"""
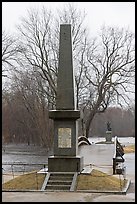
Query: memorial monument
106 121 112 143
48 24 83 172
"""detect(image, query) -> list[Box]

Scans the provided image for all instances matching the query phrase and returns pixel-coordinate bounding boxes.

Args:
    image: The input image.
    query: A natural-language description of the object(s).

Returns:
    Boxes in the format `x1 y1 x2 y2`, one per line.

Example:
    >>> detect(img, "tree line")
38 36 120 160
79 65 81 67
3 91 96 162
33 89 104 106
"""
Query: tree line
2 89 135 146
89 106 135 137
2 3 135 147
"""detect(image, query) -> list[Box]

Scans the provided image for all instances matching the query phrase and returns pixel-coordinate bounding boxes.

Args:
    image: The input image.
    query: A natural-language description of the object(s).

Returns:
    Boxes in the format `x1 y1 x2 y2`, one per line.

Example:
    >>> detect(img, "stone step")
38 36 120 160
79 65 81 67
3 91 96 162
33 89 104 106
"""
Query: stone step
45 189 70 192
46 184 71 190
50 173 74 177
48 180 72 185
42 172 77 191
49 176 73 180
50 173 73 181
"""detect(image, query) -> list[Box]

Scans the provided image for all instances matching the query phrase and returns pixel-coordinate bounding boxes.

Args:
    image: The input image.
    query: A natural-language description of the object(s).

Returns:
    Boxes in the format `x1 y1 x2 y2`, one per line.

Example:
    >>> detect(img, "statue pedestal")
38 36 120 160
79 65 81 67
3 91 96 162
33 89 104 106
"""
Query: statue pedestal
106 131 112 143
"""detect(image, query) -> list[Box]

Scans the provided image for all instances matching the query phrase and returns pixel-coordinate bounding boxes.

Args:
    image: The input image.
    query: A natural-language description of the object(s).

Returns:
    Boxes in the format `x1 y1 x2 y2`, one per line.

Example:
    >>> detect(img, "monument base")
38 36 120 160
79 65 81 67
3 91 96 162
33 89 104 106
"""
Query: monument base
48 156 83 172
106 130 112 143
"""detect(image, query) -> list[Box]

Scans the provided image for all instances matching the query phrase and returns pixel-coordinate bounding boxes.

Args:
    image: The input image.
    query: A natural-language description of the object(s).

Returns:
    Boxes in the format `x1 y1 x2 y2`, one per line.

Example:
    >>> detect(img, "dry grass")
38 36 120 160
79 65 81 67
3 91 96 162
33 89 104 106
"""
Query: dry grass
2 171 46 190
2 169 127 191
123 144 135 153
76 169 126 191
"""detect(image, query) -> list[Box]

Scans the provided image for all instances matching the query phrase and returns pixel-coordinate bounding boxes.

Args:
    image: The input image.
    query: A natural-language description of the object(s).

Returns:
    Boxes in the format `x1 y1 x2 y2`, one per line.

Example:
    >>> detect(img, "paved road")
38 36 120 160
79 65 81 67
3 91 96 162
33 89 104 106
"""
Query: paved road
2 191 135 202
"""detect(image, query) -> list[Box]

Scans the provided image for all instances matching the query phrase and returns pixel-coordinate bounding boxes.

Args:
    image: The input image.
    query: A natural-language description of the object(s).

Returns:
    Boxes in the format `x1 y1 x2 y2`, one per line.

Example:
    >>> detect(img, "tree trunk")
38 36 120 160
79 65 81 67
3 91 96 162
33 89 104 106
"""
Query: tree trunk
85 110 96 138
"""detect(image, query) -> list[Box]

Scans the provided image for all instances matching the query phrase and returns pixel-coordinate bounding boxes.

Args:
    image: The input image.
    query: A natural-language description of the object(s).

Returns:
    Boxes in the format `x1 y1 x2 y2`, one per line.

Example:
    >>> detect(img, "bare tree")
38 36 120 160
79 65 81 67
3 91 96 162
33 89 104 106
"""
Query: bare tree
16 4 88 108
14 3 89 140
16 7 57 108
2 30 21 78
3 69 54 147
82 26 135 137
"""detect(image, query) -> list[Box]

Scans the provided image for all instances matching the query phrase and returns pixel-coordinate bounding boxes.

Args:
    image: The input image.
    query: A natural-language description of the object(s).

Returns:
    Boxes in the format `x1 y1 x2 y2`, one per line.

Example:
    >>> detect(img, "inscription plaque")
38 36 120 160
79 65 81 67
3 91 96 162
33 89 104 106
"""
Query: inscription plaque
58 128 71 148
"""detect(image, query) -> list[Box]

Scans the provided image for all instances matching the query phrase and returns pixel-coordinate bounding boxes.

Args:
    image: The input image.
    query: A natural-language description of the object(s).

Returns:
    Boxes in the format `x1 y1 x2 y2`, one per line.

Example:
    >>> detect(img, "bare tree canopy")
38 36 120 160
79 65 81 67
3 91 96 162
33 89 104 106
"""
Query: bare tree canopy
81 26 135 136
2 3 135 143
2 30 21 77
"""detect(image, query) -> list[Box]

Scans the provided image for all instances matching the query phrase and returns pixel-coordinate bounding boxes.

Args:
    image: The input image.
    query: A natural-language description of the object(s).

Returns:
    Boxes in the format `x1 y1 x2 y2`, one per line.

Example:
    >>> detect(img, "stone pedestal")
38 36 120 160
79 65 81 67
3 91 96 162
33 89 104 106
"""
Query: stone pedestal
49 110 80 156
48 156 83 172
106 131 112 143
49 111 83 172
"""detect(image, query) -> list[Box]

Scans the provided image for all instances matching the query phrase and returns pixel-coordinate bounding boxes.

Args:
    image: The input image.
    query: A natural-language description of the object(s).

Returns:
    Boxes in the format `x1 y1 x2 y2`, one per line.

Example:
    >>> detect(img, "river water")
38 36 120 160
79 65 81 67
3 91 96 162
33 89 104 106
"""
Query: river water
2 144 52 172
88 136 135 145
2 137 135 174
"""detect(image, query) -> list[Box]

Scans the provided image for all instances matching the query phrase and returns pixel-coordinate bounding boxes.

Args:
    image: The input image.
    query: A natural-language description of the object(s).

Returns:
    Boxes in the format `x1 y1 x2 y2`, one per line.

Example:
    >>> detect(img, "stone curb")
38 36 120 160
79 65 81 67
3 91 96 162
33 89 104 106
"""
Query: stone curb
2 179 131 194
77 179 131 194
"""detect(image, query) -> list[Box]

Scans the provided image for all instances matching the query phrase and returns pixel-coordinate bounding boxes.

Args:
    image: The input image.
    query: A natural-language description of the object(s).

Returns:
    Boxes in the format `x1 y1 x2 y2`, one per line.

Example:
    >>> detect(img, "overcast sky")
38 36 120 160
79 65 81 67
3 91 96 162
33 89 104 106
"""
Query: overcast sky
2 2 135 36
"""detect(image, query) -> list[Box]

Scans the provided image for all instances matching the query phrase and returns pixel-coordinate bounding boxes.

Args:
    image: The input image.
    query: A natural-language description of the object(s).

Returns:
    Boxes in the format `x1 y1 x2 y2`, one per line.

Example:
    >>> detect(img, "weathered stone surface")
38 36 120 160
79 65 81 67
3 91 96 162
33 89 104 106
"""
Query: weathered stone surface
48 24 83 173
56 24 75 110
49 110 80 119
48 156 83 172
53 120 78 156
106 130 112 142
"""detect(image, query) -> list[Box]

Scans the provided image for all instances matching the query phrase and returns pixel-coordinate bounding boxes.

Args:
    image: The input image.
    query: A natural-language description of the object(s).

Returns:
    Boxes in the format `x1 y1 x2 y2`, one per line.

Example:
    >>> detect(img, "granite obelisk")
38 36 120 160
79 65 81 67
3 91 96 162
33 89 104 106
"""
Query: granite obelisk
48 24 83 172
56 24 75 110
